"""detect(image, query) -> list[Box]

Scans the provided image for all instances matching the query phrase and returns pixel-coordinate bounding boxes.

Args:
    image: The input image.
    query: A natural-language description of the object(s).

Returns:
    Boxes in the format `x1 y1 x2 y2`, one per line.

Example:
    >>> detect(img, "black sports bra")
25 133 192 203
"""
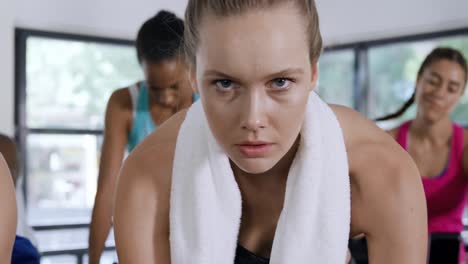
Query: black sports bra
234 244 270 264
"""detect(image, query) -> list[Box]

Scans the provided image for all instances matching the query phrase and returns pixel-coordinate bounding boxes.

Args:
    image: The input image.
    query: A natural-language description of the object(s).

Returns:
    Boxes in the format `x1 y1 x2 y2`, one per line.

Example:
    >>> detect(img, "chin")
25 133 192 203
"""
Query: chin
161 101 178 108
231 157 277 175
422 111 444 124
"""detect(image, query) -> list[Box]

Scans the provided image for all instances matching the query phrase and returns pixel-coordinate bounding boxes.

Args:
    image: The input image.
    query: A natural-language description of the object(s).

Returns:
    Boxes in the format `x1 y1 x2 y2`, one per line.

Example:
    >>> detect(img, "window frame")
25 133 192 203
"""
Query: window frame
326 27 468 113
14 28 136 261
15 28 135 205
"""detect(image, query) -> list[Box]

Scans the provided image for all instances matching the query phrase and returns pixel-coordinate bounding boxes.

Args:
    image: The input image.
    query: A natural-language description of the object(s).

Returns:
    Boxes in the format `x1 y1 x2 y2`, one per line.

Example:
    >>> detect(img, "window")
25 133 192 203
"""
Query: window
27 134 102 222
26 36 142 130
16 29 142 263
318 49 355 108
368 34 468 129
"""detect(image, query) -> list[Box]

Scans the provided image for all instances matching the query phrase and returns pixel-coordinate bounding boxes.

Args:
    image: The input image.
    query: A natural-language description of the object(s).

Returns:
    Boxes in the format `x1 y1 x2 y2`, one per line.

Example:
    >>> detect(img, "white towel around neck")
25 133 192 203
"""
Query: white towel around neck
170 92 350 264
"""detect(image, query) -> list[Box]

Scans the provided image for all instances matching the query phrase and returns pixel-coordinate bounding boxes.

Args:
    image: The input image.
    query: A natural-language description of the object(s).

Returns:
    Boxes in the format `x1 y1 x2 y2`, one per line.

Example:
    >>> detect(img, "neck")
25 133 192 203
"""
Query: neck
410 115 452 145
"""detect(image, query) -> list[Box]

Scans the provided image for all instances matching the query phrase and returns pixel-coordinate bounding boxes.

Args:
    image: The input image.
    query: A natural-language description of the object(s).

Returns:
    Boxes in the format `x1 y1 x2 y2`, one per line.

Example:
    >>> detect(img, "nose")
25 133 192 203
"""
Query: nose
432 82 448 99
240 88 267 132
158 88 178 106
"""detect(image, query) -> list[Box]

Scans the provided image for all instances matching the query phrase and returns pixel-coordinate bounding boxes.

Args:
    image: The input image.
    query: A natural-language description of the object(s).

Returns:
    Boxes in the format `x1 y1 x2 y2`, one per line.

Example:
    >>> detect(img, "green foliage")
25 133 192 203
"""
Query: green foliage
319 50 354 107
26 37 143 129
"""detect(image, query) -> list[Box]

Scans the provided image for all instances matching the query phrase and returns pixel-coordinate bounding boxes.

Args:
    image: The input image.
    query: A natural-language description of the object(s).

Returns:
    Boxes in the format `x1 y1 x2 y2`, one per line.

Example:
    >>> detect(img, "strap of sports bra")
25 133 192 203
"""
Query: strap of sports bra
128 83 140 112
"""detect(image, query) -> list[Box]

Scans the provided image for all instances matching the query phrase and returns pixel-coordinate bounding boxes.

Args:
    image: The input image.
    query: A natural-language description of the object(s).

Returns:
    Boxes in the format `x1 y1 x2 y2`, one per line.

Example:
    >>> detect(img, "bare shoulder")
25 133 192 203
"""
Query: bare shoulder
462 129 468 174
0 135 15 153
0 155 11 182
387 127 399 140
108 87 133 112
121 109 188 188
329 105 425 240
329 104 415 179
463 128 468 154
0 134 14 146
0 135 17 181
329 104 390 149
463 128 468 147
0 153 17 256
114 110 187 263
104 87 135 134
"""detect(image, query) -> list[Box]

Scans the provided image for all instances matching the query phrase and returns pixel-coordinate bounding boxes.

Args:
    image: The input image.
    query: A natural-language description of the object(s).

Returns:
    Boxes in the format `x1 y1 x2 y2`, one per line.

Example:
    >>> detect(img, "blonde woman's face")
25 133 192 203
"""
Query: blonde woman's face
192 3 318 174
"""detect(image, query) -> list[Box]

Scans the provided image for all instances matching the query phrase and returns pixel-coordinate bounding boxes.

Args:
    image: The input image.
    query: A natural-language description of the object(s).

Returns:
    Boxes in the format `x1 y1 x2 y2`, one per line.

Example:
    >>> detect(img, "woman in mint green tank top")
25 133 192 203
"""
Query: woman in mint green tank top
127 81 199 152
88 11 198 264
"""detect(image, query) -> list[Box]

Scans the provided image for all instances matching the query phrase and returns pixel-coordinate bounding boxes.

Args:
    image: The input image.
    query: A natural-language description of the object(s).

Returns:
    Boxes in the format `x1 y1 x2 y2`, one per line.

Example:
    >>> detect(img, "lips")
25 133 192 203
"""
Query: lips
236 141 273 158
424 97 443 109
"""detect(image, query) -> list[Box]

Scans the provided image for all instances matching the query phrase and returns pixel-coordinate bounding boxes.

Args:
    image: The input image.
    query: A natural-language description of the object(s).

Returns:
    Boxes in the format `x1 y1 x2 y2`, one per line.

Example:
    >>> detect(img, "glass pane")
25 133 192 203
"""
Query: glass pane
27 134 102 225
36 228 115 254
26 36 142 130
318 50 355 108
41 255 77 264
368 35 468 129
83 251 118 264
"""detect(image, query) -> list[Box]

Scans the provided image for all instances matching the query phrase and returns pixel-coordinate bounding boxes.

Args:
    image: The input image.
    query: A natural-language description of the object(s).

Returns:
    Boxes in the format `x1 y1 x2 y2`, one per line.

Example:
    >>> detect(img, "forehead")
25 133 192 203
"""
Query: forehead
426 59 465 82
196 3 310 77
144 59 187 85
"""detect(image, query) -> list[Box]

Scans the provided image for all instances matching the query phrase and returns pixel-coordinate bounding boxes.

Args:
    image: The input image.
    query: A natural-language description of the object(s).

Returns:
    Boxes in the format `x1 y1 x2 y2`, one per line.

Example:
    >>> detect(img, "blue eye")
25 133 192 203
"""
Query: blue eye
272 78 291 90
215 79 233 90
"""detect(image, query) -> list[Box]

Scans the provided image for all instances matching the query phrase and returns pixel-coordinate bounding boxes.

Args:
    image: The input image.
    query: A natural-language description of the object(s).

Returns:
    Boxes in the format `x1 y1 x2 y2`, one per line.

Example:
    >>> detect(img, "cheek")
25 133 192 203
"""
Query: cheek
274 92 307 116
178 81 194 98
415 84 428 103
419 83 432 94
202 98 237 146
273 100 307 142
447 95 462 111
144 68 159 84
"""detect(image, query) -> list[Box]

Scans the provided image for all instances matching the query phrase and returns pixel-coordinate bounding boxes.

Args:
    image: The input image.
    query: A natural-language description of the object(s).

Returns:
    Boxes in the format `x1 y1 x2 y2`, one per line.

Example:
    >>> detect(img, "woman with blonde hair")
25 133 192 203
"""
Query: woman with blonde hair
115 1 428 263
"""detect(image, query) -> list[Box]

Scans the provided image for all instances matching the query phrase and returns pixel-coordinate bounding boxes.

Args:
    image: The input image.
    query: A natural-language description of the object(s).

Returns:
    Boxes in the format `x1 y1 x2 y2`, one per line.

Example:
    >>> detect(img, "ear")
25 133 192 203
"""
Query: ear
188 65 199 94
310 62 319 92
414 74 423 93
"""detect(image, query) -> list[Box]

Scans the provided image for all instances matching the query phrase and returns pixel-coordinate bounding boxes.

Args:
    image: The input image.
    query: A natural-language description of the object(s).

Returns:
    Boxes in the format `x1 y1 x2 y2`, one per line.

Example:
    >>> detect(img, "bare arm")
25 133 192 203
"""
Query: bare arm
114 148 169 263
462 130 468 178
0 154 17 262
334 106 427 264
114 110 186 264
88 89 130 264
350 143 427 263
0 135 18 185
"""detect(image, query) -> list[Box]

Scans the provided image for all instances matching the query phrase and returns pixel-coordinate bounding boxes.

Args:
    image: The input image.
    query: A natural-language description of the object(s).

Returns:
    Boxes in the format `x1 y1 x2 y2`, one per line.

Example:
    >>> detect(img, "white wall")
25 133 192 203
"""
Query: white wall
15 0 188 40
0 0 15 136
1 0 467 134
317 0 468 46
14 0 468 44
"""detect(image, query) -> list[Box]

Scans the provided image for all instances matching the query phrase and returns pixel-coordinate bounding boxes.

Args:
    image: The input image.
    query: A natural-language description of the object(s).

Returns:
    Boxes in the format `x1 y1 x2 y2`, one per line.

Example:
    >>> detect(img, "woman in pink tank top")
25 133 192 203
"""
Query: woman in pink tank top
377 47 468 263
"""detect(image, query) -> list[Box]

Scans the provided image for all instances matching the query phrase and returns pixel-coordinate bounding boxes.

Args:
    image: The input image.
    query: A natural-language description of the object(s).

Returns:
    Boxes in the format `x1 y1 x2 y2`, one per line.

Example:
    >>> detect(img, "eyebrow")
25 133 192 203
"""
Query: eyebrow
265 68 305 79
449 80 462 87
147 82 179 90
203 70 238 81
203 67 305 81
147 84 160 90
428 72 442 80
429 71 462 87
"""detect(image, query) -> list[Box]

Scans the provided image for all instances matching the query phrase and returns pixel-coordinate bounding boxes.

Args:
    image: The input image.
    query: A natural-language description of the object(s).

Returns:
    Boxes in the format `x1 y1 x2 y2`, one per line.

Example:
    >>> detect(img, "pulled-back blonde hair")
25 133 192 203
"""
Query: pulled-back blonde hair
184 0 323 65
